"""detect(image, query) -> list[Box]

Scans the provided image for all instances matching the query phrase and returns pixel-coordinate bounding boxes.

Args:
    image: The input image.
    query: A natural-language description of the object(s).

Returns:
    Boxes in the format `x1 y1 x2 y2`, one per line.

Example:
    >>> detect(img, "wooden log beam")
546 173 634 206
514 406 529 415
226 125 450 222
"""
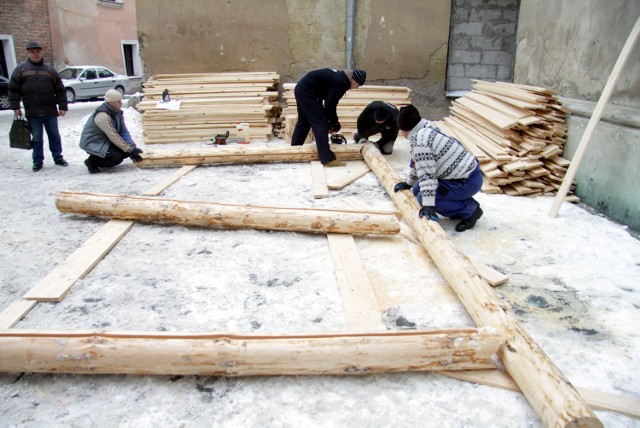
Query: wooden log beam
136 144 364 168
0 329 502 376
55 191 400 236
360 143 602 428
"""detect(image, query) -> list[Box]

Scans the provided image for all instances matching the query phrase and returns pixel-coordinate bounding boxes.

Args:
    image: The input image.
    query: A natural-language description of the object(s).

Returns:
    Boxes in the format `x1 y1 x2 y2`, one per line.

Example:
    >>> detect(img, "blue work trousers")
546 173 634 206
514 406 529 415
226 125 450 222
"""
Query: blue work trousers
28 115 63 165
412 163 483 220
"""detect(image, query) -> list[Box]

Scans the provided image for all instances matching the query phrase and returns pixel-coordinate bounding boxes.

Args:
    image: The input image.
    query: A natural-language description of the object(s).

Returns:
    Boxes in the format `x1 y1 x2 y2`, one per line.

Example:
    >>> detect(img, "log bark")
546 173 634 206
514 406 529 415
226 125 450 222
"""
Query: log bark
0 329 502 376
136 144 364 168
55 191 400 236
361 143 602 428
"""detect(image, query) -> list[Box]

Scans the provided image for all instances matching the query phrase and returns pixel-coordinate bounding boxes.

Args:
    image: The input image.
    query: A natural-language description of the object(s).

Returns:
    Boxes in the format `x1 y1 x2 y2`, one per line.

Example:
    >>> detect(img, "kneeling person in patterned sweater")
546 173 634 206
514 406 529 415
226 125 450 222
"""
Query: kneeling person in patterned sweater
80 89 143 174
393 104 483 232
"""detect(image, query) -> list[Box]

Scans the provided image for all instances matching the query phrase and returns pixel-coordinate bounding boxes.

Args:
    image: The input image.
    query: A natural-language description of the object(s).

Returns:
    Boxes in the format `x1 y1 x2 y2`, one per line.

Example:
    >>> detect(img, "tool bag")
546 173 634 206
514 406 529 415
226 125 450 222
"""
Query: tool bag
9 116 32 150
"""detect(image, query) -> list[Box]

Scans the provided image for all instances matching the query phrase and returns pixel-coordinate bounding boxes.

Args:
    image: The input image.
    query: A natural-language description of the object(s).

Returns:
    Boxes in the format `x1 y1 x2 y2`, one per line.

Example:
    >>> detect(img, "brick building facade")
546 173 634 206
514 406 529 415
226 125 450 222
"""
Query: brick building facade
0 0 52 76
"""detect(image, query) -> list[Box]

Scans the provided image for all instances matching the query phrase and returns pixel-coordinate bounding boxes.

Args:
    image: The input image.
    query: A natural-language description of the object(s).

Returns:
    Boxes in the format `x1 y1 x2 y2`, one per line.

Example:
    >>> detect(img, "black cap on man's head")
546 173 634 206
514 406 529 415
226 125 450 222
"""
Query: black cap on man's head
26 41 42 50
352 69 366 86
397 105 422 131
374 107 390 122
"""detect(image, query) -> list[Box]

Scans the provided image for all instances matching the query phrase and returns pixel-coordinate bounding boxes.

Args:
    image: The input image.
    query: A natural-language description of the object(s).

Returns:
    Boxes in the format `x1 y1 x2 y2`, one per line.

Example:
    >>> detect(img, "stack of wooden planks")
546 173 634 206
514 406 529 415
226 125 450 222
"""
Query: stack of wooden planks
138 72 281 144
435 80 576 199
281 83 412 143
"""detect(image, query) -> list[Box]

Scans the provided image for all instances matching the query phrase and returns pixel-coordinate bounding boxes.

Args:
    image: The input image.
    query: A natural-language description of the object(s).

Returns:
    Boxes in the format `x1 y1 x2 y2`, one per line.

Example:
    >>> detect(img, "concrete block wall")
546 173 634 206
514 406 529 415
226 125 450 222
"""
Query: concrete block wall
446 0 519 93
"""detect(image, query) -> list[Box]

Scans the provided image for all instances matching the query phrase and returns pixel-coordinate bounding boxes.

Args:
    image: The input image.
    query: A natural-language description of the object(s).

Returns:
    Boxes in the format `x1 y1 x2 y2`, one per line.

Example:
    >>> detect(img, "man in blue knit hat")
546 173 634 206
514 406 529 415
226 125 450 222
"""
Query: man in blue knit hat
393 104 484 232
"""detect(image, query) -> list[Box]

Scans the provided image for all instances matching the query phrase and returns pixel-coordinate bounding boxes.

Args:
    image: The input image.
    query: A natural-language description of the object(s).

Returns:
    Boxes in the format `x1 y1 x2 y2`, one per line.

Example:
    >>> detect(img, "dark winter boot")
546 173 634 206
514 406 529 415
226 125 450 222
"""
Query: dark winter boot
84 159 101 174
455 203 483 232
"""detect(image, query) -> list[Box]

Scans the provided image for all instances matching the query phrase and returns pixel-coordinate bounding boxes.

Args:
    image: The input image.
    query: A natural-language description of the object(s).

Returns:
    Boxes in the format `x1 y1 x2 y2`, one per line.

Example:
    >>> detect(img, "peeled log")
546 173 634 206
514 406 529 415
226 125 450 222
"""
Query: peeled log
136 144 364 168
0 329 502 376
361 143 602 428
55 191 400 236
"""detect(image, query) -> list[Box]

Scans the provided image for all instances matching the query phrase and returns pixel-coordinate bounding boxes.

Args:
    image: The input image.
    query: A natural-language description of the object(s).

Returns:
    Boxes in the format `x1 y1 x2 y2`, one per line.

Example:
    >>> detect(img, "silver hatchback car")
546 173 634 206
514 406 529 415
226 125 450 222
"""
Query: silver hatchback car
58 66 131 103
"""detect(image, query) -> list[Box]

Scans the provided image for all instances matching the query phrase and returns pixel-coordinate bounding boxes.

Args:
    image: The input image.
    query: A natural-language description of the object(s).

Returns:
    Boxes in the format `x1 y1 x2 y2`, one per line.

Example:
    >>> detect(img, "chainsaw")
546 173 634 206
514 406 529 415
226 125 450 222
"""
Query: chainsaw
330 133 347 144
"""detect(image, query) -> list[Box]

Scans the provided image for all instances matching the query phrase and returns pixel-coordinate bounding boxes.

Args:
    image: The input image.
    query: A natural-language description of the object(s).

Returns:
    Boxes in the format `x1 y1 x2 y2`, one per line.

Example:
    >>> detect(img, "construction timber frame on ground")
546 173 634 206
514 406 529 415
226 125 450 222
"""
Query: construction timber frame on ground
6 142 638 427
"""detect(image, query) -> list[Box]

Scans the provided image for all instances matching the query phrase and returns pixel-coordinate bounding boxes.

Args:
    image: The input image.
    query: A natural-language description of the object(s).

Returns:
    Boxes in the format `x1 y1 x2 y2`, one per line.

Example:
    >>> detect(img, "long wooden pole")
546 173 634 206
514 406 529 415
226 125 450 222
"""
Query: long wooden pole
0 329 502 376
361 143 602 428
55 191 400 236
549 16 640 217
136 144 364 168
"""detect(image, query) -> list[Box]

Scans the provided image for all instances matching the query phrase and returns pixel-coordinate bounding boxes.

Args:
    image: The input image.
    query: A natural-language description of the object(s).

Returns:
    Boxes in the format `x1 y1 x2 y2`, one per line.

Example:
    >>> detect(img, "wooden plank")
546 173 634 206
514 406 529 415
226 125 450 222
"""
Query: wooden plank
0 300 37 329
550 16 640 217
326 161 372 190
438 120 490 162
466 92 535 119
469 259 508 287
441 369 640 419
454 97 519 129
310 161 329 198
327 233 385 331
23 220 135 302
143 165 198 196
24 166 198 302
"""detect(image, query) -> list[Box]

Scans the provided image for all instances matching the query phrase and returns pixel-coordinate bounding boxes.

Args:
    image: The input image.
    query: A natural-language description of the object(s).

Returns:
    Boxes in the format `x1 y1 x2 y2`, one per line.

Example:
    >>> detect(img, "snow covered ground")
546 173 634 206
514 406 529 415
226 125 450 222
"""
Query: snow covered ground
0 102 639 427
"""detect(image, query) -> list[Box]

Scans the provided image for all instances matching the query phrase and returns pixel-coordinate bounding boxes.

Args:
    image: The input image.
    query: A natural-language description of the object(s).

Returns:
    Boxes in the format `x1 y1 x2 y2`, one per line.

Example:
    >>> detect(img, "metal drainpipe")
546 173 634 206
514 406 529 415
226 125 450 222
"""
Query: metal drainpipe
346 0 355 69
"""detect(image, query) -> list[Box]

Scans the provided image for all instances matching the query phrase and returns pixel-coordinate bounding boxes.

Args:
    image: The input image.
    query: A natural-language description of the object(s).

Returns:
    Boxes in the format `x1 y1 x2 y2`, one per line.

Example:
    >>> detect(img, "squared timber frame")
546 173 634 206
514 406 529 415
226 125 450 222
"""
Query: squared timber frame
0 143 604 427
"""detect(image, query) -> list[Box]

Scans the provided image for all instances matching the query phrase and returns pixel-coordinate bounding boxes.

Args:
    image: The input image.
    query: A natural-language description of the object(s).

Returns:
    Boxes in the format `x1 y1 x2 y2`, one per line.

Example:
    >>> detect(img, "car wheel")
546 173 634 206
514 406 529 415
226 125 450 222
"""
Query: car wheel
114 86 125 97
0 94 9 110
66 88 76 103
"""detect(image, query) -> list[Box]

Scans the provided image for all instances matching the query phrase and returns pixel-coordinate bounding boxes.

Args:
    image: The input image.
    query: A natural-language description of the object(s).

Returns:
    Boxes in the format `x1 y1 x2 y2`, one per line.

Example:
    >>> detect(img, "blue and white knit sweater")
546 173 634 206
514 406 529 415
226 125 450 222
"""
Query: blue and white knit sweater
406 119 478 207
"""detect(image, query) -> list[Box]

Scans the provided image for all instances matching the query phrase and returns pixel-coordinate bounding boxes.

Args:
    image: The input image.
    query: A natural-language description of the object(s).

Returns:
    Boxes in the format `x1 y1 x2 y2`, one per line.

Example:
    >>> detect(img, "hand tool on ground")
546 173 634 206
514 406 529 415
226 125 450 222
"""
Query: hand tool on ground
330 133 347 144
204 131 249 145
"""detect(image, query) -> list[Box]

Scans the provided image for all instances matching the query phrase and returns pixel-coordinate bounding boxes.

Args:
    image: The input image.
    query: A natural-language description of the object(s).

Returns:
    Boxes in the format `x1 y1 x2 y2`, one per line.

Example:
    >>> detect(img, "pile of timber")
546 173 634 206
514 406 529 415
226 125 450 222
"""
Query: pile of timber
138 72 281 144
281 83 412 142
435 80 576 199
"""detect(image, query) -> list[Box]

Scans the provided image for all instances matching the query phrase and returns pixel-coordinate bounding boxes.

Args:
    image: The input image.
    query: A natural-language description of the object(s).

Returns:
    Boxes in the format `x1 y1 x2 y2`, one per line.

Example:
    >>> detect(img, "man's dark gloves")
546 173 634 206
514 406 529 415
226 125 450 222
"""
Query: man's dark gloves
419 206 439 222
130 147 144 163
393 182 412 193
329 121 341 133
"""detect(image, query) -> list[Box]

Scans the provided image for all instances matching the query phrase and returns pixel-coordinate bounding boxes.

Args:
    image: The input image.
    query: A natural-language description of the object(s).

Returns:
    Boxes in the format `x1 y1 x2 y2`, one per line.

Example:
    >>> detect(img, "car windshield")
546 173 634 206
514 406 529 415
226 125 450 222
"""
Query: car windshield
58 68 81 79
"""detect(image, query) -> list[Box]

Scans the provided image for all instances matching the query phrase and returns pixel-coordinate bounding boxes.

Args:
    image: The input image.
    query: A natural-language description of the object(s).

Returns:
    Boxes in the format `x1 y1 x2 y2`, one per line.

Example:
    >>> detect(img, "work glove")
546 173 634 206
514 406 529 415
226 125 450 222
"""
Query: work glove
353 132 366 144
419 206 439 222
130 147 144 163
329 121 341 133
393 182 412 193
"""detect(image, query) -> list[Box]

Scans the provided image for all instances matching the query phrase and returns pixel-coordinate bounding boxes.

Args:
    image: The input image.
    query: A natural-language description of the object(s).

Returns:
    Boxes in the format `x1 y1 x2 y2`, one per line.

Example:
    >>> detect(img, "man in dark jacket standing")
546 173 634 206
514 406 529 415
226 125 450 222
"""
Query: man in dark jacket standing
79 89 143 174
291 68 366 167
353 100 399 155
9 41 68 172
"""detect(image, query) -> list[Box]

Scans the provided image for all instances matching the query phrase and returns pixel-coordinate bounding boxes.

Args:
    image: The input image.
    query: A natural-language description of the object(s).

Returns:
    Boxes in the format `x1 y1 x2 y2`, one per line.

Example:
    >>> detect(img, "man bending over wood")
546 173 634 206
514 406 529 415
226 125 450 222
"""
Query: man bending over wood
353 101 399 155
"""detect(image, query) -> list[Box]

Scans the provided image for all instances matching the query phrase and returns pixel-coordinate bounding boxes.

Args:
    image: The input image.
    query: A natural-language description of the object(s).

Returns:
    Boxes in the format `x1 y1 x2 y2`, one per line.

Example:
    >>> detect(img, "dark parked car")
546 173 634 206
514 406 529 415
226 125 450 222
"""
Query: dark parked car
58 66 131 103
0 76 9 110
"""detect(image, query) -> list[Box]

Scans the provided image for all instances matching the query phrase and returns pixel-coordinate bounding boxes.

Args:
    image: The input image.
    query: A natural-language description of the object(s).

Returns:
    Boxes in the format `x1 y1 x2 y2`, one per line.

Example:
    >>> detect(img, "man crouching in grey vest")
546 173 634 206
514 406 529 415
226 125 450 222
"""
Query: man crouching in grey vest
79 89 143 173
